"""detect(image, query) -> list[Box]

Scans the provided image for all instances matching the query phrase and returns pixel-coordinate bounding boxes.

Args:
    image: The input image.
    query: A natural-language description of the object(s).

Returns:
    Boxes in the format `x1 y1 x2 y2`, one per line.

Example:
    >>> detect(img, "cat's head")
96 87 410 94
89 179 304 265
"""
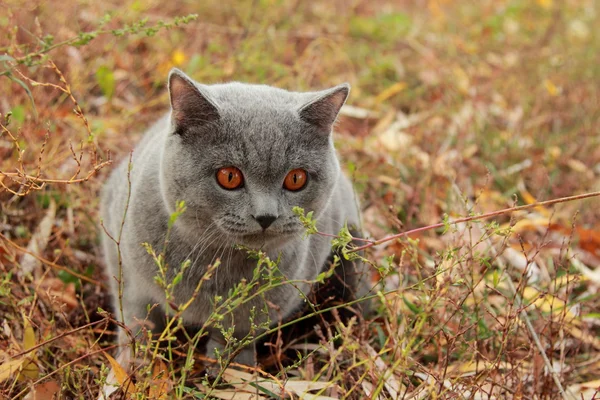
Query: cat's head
160 69 349 249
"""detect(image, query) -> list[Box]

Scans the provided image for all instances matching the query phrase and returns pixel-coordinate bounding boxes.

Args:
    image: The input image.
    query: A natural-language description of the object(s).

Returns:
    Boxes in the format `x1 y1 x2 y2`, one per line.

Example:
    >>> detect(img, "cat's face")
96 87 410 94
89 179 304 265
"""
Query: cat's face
160 69 349 249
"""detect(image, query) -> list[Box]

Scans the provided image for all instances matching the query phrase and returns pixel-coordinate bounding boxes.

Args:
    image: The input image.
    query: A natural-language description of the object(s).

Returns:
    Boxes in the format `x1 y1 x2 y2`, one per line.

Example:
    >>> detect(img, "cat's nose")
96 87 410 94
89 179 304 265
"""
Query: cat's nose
253 214 277 230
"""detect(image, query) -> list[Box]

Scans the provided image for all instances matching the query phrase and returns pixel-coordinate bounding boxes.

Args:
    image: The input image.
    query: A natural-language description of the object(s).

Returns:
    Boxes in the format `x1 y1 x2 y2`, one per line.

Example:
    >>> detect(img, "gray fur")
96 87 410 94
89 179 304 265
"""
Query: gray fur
100 69 368 366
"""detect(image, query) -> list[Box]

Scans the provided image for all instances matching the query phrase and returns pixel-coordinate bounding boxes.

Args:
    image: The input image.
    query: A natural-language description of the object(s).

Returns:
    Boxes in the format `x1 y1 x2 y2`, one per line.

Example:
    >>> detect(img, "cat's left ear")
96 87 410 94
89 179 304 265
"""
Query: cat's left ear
298 83 350 131
168 68 220 132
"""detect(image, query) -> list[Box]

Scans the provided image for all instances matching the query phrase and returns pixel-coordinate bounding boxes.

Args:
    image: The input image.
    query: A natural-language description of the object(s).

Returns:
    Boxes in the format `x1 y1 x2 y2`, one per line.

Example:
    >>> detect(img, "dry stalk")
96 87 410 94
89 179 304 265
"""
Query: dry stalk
450 183 569 400
0 60 110 196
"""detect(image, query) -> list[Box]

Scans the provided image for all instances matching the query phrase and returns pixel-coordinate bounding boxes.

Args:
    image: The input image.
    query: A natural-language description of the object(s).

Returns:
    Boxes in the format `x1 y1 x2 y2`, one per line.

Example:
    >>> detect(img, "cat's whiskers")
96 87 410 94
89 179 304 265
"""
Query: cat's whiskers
183 218 218 261
209 232 232 289
180 220 220 275
292 232 319 277
185 225 226 281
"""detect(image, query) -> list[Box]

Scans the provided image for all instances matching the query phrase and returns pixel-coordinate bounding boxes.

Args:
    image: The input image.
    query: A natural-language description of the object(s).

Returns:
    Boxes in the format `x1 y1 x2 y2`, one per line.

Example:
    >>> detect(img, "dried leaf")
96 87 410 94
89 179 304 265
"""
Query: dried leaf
374 82 407 104
519 188 550 217
21 315 39 380
149 359 169 399
566 159 590 174
24 380 60 400
221 369 287 396
536 0 552 9
37 278 79 312
522 287 579 325
570 257 600 287
299 394 338 400
0 359 25 383
339 104 379 119
543 79 560 96
566 379 600 399
198 388 267 400
565 325 600 351
104 352 136 396
220 368 335 398
501 247 542 282
363 344 406 397
361 380 383 400
20 199 56 276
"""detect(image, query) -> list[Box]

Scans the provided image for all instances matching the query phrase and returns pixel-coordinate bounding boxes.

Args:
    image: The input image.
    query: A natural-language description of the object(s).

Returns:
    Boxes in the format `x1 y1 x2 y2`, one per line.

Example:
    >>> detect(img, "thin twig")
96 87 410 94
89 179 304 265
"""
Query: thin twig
0 160 112 184
350 190 600 253
11 318 110 358
0 232 101 285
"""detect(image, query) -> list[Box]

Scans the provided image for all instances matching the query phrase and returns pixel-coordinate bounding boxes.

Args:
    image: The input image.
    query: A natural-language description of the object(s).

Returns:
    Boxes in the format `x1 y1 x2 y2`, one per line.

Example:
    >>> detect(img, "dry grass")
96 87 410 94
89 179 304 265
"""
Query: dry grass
1 0 599 399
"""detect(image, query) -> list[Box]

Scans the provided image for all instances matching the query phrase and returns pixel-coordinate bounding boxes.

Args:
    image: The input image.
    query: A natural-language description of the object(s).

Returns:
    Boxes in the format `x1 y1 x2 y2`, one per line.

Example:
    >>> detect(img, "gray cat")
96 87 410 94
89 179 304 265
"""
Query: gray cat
100 68 368 366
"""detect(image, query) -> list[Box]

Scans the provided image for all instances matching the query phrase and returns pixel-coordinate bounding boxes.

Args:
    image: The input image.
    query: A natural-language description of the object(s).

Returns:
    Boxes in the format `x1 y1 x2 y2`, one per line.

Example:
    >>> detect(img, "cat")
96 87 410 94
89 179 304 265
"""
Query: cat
99 68 369 366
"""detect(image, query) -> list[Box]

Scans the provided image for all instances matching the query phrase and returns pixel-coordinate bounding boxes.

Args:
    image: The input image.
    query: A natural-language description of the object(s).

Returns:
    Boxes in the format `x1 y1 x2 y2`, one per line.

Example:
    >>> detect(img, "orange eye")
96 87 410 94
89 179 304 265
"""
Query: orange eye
217 167 244 190
283 169 308 191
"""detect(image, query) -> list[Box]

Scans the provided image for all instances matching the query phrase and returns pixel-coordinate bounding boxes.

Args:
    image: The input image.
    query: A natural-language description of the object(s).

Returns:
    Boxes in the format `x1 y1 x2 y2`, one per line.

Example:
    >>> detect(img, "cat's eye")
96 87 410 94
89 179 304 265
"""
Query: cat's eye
217 167 244 190
283 169 308 191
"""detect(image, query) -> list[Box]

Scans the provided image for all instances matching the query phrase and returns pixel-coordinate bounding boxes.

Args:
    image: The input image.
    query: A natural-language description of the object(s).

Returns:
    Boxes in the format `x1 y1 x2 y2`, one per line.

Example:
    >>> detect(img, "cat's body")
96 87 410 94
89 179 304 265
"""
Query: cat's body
100 69 367 365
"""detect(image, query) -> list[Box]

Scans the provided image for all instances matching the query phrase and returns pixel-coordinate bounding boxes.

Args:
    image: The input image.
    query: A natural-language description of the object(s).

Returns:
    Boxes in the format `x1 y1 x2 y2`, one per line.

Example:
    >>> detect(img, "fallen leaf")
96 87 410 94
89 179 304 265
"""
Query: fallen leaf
566 379 600 399
19 199 56 277
24 380 60 400
21 315 39 380
363 344 406 398
374 82 407 104
149 359 169 399
567 159 589 174
339 104 379 119
104 352 136 397
543 79 560 96
197 388 267 400
536 0 552 9
37 278 79 312
0 359 25 383
519 188 550 217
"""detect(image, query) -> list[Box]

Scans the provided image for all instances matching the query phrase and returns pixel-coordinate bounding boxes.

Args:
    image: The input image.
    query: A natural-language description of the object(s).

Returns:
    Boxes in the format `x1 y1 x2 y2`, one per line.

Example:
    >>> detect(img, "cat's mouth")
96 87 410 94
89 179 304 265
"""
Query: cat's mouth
231 229 294 248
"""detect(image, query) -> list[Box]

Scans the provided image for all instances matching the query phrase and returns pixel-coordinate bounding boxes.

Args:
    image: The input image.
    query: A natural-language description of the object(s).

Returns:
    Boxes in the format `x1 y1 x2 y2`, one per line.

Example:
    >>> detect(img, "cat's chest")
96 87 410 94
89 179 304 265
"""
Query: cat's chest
167 241 275 286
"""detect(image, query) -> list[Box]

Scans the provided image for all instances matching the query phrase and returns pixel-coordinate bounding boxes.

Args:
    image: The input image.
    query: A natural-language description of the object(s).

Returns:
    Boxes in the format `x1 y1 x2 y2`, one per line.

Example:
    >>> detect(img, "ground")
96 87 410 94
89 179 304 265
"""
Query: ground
1 0 599 399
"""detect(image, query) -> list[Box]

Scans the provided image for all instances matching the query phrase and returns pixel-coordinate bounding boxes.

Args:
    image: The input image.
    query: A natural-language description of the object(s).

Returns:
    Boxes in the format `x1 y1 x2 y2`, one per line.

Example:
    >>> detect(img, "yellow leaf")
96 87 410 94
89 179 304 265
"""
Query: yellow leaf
447 360 527 375
543 79 559 96
567 159 588 173
453 66 470 94
503 217 551 233
522 287 579 324
105 353 136 396
536 0 552 9
520 189 550 217
23 316 36 351
566 325 600 351
374 82 407 104
21 315 39 380
0 359 25 383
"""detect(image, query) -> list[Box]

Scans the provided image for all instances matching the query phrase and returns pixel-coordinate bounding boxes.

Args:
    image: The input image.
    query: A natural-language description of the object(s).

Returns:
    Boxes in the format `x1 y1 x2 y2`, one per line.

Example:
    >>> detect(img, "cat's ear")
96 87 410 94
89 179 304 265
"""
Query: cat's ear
168 68 220 131
298 83 350 131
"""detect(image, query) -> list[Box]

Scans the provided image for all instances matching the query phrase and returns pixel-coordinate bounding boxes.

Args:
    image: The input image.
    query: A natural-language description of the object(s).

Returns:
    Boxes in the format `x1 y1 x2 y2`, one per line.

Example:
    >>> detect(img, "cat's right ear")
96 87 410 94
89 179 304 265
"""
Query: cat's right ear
168 68 220 132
